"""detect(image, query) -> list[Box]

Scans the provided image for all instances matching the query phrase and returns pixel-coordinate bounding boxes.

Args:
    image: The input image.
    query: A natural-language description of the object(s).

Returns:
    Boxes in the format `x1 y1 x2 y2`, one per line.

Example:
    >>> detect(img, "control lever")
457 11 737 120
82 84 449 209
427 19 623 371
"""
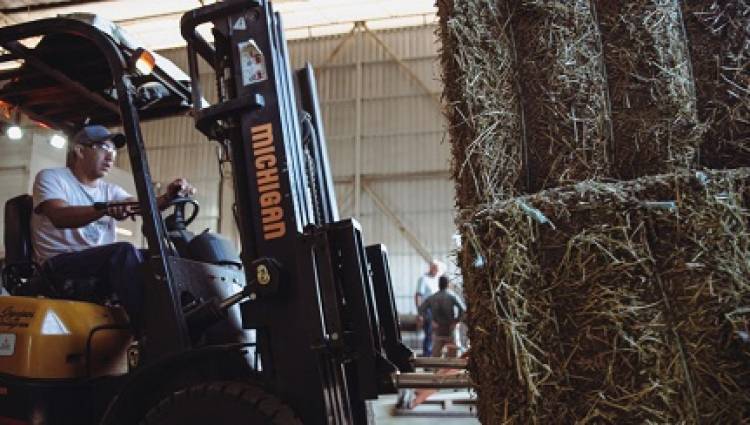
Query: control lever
183 258 280 338
184 282 254 338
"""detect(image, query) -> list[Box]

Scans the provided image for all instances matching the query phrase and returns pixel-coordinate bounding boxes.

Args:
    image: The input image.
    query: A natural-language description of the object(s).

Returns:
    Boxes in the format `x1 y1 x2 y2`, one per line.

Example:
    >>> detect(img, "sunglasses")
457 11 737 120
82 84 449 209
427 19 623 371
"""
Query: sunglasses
87 142 117 156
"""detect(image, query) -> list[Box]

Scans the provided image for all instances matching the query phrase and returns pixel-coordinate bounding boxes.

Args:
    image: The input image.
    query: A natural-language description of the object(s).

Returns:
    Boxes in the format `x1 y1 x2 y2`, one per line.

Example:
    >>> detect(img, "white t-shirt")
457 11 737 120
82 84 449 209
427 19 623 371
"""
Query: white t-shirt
31 167 131 264
416 274 439 302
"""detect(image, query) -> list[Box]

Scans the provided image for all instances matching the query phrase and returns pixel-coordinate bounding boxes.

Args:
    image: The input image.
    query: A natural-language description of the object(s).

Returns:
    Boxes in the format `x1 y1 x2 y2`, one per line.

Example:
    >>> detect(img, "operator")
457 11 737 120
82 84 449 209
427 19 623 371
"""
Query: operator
418 275 466 358
30 124 195 329
414 259 443 357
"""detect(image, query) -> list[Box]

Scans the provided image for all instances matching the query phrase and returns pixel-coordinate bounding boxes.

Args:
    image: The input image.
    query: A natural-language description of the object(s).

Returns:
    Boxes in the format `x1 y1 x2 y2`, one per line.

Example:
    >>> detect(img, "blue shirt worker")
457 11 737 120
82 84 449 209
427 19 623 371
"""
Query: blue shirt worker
415 260 442 356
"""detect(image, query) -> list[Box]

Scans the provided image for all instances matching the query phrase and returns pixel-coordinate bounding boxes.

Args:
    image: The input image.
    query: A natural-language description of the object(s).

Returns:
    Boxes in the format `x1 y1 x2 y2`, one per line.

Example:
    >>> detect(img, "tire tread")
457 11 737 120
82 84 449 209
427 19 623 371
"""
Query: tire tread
141 380 302 425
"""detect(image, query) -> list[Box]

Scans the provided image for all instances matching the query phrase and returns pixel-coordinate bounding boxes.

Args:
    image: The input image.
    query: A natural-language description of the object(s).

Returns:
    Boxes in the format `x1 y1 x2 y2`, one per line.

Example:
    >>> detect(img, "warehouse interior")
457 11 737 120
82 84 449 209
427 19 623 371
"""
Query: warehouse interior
0 0 748 424
0 0 456 319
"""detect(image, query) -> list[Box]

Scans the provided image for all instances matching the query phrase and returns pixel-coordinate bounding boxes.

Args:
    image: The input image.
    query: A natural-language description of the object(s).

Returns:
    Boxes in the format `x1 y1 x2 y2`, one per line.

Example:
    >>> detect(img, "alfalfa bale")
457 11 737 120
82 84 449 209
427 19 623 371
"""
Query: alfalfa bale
438 0 524 208
461 169 750 423
683 0 750 169
512 0 612 193
595 0 703 180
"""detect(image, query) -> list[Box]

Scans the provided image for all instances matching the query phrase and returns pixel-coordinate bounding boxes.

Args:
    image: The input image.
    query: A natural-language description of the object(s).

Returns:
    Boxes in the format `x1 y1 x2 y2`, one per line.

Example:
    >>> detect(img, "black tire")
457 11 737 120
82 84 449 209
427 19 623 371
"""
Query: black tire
141 381 302 425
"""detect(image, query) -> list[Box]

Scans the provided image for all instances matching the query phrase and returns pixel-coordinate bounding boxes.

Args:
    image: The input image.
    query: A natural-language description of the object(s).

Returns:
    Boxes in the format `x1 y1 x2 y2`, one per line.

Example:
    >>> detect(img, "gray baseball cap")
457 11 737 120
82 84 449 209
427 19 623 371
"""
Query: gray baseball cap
72 125 126 149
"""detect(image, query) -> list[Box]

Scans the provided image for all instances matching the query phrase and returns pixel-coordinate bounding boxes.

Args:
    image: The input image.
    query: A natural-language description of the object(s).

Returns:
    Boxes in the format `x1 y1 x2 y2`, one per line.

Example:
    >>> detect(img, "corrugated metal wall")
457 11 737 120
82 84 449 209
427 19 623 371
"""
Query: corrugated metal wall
138 23 453 315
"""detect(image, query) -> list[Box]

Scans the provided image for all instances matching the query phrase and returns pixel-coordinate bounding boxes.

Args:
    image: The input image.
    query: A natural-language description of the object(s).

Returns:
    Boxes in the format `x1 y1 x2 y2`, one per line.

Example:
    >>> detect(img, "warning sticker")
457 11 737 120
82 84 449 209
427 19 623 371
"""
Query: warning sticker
0 334 15 356
238 39 268 86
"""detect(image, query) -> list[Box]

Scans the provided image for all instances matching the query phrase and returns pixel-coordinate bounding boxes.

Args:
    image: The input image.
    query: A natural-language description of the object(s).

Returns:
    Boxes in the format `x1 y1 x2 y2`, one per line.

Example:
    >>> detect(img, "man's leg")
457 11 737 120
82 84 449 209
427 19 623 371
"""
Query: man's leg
44 242 144 326
432 335 448 359
422 312 432 357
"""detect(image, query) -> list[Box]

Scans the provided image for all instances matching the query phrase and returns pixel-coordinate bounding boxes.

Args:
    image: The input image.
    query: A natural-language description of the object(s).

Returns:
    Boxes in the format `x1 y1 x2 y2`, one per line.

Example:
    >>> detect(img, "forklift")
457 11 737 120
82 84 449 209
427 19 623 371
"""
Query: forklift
0 0 470 423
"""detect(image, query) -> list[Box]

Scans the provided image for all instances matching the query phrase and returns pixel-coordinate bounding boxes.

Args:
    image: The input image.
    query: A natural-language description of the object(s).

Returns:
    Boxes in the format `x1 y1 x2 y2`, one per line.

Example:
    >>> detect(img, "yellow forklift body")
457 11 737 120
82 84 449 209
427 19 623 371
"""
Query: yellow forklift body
0 296 132 379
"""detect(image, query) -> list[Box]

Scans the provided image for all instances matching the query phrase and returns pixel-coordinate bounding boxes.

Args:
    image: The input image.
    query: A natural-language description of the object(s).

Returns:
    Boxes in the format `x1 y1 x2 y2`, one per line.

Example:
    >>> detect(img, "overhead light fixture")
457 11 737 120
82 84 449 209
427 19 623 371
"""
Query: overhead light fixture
6 124 22 140
49 134 66 149
133 48 156 75
5 107 22 140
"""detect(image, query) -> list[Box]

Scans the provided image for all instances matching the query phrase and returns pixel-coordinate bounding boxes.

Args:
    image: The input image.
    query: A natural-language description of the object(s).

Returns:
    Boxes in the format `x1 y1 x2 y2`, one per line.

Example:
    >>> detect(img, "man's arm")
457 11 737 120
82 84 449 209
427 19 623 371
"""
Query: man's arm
415 276 425 310
418 297 430 317
117 178 195 212
37 199 106 229
454 295 467 322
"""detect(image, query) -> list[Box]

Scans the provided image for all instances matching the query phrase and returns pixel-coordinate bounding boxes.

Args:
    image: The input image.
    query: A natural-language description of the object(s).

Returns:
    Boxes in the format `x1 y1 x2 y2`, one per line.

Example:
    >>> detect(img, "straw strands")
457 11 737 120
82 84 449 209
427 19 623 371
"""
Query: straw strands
438 0 523 207
684 0 750 169
513 0 612 192
595 0 703 180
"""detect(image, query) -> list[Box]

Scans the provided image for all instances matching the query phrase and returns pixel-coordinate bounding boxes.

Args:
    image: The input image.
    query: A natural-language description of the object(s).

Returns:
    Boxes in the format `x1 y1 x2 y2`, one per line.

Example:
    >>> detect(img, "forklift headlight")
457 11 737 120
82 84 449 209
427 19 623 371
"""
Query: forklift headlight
133 48 156 75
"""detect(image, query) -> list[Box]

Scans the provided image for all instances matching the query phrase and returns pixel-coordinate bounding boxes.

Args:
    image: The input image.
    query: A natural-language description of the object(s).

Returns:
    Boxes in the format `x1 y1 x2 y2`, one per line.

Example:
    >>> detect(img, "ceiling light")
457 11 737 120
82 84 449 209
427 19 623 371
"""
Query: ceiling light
6 124 22 140
49 134 67 149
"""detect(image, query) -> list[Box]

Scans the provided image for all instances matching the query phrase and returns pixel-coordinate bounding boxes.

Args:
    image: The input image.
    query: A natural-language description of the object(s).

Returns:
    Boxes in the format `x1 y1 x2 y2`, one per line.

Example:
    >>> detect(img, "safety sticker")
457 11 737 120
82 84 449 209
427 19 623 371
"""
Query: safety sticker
239 39 267 86
0 334 15 356
234 17 247 31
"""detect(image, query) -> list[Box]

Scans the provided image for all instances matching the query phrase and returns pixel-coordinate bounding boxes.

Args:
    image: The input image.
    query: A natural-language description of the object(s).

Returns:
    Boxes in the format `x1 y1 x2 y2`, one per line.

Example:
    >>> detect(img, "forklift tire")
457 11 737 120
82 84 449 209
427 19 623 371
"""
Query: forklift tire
140 381 302 425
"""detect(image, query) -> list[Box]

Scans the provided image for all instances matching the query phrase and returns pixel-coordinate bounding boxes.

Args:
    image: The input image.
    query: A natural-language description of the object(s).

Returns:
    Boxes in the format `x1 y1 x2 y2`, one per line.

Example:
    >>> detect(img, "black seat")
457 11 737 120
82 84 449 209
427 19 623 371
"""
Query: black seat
2 194 100 300
2 195 40 294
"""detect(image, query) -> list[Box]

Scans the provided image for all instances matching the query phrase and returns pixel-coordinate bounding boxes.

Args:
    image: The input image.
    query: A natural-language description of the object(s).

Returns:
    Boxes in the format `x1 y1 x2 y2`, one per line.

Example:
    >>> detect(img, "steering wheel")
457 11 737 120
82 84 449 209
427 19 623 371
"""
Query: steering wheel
96 197 200 229
164 196 200 229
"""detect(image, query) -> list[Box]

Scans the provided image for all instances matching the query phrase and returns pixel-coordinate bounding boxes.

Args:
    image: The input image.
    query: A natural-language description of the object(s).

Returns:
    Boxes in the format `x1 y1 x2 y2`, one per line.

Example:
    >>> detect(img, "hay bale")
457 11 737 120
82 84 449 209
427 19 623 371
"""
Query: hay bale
462 169 750 423
512 0 612 193
439 0 611 203
683 1 750 169
595 0 703 180
438 0 524 208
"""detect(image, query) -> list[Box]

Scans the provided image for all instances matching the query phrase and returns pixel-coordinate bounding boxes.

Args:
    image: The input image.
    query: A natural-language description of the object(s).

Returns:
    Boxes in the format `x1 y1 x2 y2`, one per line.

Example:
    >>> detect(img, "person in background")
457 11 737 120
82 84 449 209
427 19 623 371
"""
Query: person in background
415 260 443 356
418 275 466 358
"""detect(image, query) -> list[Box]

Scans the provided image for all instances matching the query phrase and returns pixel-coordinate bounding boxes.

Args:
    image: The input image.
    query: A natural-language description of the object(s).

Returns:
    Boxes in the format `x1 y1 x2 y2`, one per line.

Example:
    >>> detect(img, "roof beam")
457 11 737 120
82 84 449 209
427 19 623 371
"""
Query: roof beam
2 40 119 115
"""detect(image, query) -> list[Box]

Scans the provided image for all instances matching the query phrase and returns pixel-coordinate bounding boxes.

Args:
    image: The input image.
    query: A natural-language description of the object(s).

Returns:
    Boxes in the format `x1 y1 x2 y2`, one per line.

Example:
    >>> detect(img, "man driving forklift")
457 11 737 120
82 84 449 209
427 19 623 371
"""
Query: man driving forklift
0 2 469 423
31 123 195 329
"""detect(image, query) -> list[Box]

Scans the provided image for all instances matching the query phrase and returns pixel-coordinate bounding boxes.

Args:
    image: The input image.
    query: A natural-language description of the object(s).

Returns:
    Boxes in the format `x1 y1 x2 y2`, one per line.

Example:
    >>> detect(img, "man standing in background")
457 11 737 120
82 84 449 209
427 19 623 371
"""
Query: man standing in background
414 260 443 356
418 275 466 358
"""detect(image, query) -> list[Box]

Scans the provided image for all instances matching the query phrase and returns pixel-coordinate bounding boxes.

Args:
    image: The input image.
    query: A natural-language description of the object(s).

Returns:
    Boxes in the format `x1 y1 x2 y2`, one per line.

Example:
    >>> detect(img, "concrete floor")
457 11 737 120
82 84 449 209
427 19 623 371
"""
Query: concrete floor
372 393 479 425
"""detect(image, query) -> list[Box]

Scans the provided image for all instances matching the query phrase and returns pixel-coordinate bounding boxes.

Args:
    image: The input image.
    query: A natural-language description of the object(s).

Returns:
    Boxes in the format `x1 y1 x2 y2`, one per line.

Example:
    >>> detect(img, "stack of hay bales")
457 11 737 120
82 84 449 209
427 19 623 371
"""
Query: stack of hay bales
438 0 750 422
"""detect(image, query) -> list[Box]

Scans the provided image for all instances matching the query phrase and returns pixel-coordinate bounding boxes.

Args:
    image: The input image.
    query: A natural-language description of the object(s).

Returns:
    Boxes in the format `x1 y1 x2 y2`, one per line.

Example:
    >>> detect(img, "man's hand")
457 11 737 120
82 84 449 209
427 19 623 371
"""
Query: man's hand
106 203 139 221
165 178 196 200
159 178 196 210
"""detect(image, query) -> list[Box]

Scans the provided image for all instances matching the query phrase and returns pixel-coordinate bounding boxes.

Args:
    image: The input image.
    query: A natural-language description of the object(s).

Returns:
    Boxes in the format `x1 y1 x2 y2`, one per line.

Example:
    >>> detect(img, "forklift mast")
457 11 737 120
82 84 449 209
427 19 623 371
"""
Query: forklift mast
181 1 411 423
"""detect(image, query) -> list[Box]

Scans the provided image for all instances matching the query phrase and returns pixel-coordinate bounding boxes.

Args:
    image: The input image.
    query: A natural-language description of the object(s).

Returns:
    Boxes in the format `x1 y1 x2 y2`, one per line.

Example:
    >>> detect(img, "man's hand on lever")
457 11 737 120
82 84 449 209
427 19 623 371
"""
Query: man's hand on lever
158 177 197 209
94 201 140 221
107 203 140 221
92 178 196 219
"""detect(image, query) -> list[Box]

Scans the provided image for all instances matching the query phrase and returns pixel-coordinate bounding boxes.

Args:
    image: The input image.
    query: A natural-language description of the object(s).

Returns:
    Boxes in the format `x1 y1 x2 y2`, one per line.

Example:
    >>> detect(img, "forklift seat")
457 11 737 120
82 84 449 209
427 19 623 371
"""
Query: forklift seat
4 195 35 272
2 194 101 300
2 195 40 294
